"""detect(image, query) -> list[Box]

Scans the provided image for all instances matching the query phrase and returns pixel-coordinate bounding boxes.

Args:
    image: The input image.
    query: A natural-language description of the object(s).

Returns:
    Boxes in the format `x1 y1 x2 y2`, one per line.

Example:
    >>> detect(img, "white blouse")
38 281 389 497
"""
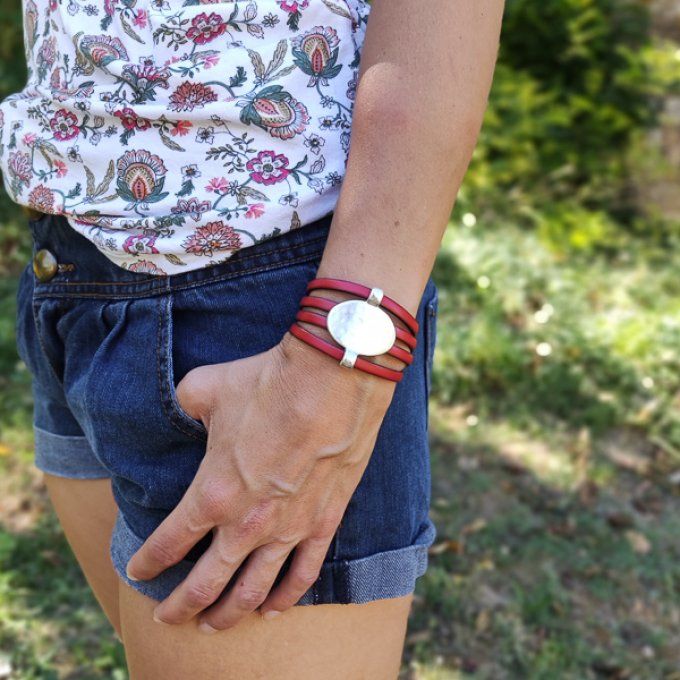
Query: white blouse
0 0 371 275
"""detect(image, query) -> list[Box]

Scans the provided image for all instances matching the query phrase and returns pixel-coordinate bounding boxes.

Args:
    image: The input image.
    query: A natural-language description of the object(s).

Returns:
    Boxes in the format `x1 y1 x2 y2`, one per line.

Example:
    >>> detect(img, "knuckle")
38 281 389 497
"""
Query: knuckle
292 566 320 589
236 583 268 609
147 539 177 567
197 480 231 522
264 539 296 562
184 582 218 609
214 542 239 570
235 501 275 541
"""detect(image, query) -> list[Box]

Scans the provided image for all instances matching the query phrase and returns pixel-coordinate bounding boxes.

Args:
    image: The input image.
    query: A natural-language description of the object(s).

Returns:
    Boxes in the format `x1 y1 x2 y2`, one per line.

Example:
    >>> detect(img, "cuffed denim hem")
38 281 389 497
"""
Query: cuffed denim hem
110 510 437 605
33 425 111 479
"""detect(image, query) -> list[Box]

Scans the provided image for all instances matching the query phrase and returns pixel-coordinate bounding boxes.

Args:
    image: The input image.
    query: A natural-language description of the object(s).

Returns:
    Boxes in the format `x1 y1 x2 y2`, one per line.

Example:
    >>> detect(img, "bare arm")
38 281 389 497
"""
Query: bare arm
316 0 504 313
125 0 505 631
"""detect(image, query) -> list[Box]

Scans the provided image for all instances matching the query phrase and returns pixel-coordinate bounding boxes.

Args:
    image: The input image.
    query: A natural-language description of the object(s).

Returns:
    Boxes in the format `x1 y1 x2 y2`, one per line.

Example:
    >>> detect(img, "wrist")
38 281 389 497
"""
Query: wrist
277 330 396 402
315 254 426 319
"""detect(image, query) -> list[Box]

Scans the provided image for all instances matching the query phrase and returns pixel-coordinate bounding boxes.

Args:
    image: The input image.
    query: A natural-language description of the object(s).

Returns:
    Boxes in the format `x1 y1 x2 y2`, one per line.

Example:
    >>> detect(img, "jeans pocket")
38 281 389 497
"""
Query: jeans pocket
157 293 209 441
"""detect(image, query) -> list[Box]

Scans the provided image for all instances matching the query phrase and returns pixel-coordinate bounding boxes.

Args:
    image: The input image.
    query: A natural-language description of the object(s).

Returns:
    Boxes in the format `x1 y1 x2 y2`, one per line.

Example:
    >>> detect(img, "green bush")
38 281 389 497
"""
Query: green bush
460 0 679 253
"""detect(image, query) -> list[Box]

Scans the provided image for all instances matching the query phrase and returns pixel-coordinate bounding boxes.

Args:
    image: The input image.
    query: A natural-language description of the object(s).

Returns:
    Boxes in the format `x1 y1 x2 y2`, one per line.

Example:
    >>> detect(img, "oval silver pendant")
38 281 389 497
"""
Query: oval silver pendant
327 299 396 356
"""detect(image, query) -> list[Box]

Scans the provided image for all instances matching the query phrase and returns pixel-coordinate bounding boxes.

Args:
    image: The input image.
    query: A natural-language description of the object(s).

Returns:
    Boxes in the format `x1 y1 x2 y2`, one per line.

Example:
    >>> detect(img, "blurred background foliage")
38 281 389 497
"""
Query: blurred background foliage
1 0 679 677
438 0 680 454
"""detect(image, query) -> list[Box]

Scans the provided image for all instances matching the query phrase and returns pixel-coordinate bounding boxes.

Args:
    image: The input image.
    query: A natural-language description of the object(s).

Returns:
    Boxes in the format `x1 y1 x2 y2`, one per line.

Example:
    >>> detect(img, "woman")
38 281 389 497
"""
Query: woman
1 0 503 676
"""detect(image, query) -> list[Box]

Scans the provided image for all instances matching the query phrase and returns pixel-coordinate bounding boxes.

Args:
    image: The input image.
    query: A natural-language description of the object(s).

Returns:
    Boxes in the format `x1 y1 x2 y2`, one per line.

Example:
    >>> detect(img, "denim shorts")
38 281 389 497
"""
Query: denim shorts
15 209 439 606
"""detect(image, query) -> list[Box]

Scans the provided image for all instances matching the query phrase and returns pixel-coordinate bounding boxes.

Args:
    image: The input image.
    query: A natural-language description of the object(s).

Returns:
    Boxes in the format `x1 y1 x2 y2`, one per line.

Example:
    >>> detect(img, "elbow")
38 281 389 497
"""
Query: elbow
352 67 485 157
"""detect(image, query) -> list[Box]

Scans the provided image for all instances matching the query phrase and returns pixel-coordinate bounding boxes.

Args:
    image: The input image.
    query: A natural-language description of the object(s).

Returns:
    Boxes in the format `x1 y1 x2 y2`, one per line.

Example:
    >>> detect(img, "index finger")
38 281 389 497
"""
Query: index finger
125 488 214 582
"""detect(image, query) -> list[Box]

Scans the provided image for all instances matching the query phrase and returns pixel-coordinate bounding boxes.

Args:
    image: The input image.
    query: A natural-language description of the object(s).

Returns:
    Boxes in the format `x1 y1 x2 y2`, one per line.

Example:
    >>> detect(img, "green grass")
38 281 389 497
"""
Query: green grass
0 428 127 678
401 219 680 679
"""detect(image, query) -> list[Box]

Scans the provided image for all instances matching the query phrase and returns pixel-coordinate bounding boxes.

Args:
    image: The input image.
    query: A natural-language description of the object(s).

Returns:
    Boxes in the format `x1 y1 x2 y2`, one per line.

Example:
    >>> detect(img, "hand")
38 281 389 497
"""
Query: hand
125 330 396 631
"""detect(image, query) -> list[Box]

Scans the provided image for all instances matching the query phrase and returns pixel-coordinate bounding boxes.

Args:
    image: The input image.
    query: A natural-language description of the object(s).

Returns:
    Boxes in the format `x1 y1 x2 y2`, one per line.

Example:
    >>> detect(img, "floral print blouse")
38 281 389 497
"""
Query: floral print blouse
0 0 370 275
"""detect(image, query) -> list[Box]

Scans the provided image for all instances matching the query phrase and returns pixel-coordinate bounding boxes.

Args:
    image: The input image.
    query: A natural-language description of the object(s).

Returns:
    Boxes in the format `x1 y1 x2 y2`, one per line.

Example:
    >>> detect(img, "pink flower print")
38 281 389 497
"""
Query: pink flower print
206 177 228 193
279 0 309 13
203 53 220 69
116 149 167 204
252 94 309 140
293 27 341 86
8 152 32 185
122 233 160 255
50 109 79 141
28 185 57 213
133 9 147 28
187 12 227 45
38 36 57 68
128 260 167 275
54 159 68 178
22 133 38 147
246 151 290 185
124 62 170 90
181 221 242 256
168 82 218 112
50 67 63 90
245 203 265 219
171 120 192 137
115 107 152 131
293 26 340 56
79 35 130 67
171 197 212 221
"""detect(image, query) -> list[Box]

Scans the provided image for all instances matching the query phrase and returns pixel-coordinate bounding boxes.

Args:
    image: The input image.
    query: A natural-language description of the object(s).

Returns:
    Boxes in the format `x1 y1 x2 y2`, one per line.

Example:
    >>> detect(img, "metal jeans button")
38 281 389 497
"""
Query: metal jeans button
33 248 58 282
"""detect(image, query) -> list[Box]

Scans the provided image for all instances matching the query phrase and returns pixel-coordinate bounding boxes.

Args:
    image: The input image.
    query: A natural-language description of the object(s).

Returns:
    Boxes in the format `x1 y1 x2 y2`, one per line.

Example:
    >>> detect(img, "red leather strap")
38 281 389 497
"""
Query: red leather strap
295 310 414 365
288 323 404 382
299 295 418 350
306 278 419 335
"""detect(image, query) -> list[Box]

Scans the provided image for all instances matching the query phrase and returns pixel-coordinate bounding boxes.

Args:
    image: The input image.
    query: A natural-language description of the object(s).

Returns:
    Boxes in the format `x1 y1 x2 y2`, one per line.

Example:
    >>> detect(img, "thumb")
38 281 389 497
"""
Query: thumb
175 348 272 426
175 364 219 426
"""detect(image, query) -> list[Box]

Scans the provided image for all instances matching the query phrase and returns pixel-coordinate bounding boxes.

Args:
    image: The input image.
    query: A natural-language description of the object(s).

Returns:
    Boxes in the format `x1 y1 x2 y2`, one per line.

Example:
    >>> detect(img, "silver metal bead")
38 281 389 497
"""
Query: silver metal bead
340 349 358 368
367 287 384 306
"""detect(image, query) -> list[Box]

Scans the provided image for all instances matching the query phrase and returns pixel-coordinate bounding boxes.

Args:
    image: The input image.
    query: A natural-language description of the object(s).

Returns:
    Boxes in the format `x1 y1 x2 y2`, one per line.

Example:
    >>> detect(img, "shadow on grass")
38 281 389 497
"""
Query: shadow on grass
403 414 680 679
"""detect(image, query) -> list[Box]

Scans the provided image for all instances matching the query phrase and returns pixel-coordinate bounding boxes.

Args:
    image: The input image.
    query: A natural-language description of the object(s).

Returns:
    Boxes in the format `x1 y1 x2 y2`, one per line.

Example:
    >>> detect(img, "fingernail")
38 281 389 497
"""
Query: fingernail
152 609 166 624
263 610 281 621
199 620 219 634
126 566 139 582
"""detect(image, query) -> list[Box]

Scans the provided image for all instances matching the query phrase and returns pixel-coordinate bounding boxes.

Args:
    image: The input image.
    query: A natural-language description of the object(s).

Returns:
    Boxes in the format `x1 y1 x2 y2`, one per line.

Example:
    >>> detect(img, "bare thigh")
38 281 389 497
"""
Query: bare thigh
43 473 122 638
119 582 413 680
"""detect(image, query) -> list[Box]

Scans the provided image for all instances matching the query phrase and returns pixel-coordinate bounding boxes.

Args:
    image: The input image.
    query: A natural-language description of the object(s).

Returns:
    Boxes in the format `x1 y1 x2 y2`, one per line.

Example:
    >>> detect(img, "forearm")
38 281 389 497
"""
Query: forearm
316 0 505 315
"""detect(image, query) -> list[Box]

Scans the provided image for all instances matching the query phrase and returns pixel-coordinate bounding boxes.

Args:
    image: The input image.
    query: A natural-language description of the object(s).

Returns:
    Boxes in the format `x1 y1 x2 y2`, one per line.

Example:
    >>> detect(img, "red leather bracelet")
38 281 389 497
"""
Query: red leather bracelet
295 310 414 365
288 323 405 382
306 278 419 335
299 295 418 351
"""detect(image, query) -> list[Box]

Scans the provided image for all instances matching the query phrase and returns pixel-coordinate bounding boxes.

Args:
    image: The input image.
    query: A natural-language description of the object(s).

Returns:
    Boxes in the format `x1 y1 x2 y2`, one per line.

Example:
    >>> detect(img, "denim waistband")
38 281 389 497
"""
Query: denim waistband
28 211 333 299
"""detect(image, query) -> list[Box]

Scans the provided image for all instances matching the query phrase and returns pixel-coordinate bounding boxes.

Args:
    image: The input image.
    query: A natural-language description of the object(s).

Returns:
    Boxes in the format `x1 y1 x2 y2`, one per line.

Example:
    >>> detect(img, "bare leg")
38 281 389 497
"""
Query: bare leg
119 581 412 680
42 473 122 638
